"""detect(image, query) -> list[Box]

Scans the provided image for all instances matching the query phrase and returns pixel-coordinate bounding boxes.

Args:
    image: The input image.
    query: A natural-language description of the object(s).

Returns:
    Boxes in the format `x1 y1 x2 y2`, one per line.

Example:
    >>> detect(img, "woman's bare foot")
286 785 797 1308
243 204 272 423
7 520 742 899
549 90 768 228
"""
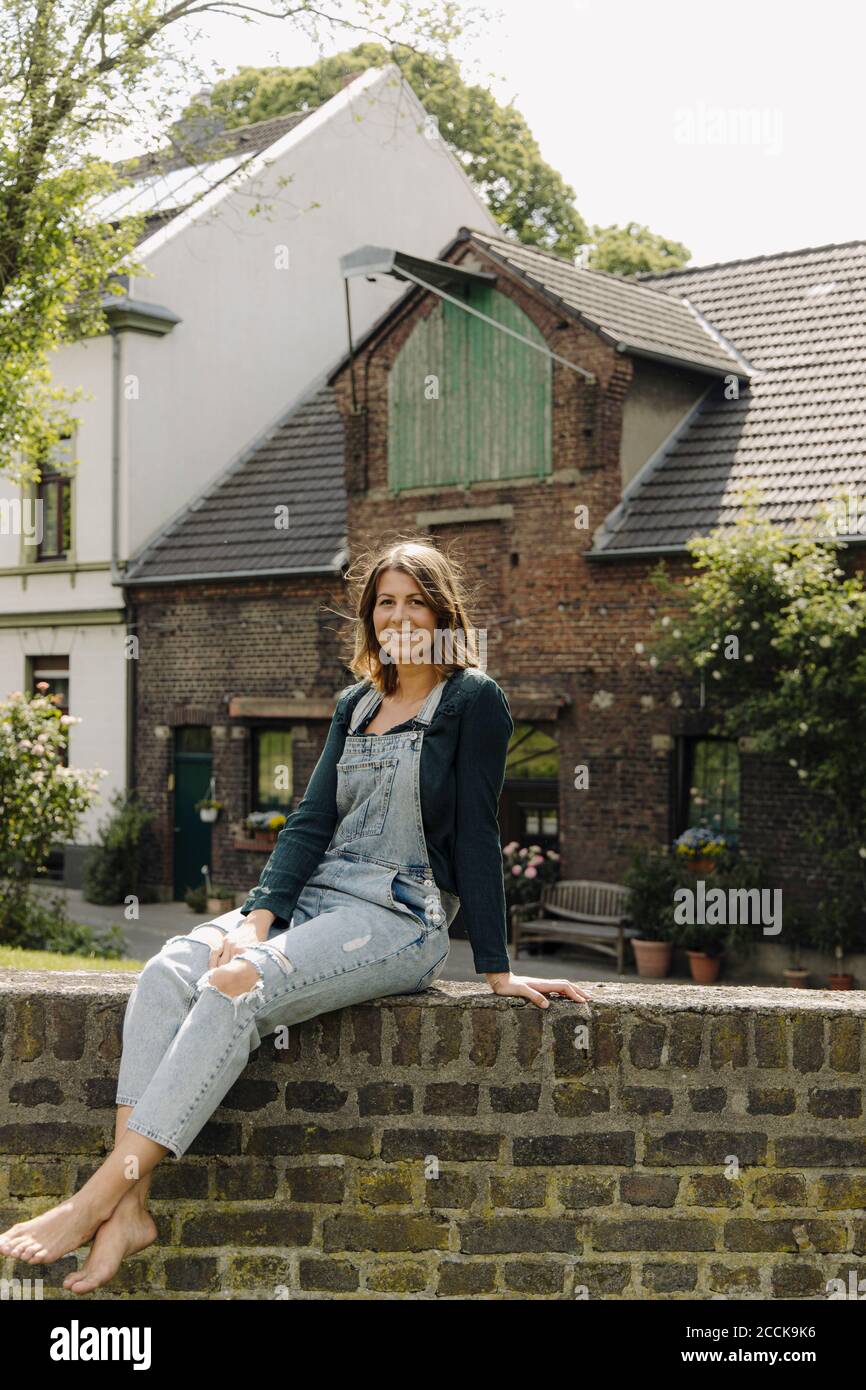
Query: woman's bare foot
0 1192 111 1265
63 1190 158 1294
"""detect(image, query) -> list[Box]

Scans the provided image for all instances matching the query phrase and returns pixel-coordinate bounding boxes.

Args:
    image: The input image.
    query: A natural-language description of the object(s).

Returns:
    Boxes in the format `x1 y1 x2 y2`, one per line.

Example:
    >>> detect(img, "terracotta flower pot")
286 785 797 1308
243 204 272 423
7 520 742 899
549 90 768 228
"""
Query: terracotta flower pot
686 858 717 874
632 939 673 979
687 949 723 984
206 896 235 914
827 973 854 990
783 968 810 989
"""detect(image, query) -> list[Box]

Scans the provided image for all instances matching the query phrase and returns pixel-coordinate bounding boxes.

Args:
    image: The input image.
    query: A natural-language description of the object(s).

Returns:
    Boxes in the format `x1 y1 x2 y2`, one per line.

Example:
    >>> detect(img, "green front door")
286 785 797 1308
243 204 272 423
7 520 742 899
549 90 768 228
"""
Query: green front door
173 728 213 900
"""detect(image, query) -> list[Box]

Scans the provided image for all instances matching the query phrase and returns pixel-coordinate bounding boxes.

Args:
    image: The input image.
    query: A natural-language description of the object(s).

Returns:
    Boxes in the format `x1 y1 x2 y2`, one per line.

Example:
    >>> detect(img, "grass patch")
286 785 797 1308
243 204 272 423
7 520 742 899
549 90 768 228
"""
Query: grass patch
0 944 143 972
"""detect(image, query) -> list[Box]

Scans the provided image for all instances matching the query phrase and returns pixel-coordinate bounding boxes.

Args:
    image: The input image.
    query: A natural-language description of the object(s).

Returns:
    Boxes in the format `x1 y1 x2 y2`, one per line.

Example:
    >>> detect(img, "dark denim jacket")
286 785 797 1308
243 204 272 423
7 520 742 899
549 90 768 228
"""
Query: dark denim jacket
239 667 513 974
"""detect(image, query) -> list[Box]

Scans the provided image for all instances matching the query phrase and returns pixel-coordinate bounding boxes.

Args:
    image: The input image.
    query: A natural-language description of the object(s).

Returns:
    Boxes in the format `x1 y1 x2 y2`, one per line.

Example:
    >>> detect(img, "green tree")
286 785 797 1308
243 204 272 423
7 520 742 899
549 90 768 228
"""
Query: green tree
587 221 691 276
0 2 466 481
648 498 866 955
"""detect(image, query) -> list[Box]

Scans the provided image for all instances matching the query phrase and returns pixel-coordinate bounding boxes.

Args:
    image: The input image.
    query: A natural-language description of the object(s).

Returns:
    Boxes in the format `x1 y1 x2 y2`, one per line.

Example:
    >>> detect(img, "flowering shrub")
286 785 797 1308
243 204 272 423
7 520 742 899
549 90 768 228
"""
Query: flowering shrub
502 840 560 908
245 811 287 833
0 687 105 943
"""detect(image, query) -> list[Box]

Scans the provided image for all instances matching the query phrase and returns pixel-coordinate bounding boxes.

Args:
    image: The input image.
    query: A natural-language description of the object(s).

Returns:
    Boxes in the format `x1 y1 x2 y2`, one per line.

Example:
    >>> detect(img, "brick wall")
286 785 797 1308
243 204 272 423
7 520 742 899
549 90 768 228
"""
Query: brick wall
2 973 865 1300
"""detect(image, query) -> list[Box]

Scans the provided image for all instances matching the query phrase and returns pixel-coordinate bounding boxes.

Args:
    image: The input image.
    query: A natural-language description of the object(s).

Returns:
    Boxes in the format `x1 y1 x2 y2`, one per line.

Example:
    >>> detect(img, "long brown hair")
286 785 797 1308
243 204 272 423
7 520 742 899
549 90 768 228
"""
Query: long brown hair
346 537 481 694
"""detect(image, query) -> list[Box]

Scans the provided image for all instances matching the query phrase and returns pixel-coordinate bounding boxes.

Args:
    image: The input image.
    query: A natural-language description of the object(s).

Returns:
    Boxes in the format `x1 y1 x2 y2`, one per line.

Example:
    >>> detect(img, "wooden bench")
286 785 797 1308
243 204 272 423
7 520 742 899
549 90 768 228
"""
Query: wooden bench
510 879 638 974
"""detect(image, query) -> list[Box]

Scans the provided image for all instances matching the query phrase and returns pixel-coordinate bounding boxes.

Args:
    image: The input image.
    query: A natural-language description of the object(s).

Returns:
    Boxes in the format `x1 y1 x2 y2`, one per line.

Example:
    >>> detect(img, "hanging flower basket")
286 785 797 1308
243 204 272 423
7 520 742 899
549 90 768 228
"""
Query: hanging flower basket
195 797 223 824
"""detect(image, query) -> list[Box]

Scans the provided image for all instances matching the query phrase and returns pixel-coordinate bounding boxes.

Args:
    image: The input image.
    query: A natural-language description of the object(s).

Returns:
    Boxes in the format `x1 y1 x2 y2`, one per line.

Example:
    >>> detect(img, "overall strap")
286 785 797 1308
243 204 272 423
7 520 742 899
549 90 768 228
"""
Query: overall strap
348 684 382 734
414 677 448 727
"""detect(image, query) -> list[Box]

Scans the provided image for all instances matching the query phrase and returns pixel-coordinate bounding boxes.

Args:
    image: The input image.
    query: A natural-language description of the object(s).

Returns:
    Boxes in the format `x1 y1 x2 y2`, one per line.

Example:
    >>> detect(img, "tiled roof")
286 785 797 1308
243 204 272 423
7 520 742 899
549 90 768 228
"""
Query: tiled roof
592 240 866 554
125 386 347 582
467 229 746 378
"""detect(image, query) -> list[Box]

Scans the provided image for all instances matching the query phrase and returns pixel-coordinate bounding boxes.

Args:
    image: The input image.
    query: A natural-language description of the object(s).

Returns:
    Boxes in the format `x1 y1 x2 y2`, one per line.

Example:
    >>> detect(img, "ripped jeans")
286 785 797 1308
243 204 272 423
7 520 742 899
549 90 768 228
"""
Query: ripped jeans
116 862 453 1158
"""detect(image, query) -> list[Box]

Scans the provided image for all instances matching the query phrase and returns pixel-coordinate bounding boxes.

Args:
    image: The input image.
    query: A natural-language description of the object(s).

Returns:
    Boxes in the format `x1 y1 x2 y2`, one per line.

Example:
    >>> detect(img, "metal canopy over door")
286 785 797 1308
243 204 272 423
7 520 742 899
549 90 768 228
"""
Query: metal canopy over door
173 727 213 900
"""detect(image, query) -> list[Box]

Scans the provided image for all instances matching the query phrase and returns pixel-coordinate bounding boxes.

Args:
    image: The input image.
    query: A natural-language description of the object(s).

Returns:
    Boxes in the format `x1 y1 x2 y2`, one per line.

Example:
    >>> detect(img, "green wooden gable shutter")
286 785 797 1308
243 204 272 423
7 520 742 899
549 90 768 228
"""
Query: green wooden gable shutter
388 285 552 491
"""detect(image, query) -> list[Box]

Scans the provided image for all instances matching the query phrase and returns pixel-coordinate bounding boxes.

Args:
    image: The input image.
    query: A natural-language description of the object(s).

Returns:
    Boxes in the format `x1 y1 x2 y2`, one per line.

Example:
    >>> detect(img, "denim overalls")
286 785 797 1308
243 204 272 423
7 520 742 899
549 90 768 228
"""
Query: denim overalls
117 678 460 1158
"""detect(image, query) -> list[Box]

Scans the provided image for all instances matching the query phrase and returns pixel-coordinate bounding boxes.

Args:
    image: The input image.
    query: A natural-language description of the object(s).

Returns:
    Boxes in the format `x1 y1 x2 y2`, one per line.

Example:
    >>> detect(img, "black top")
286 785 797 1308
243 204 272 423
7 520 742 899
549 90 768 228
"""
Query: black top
239 667 513 973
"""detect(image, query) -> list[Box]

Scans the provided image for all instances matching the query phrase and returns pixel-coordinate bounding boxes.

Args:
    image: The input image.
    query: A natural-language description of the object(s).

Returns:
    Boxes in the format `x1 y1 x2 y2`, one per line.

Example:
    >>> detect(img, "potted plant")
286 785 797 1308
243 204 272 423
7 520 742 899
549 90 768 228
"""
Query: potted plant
242 810 287 848
812 897 861 989
503 842 561 956
673 826 730 875
184 883 207 913
195 797 223 824
623 845 678 978
202 865 235 914
675 917 728 983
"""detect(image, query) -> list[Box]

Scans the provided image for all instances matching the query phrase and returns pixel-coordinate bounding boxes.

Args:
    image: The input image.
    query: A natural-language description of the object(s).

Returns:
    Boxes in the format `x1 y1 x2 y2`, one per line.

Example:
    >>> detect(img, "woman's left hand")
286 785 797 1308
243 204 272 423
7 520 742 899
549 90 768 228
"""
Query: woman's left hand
485 972 593 1008
209 919 264 968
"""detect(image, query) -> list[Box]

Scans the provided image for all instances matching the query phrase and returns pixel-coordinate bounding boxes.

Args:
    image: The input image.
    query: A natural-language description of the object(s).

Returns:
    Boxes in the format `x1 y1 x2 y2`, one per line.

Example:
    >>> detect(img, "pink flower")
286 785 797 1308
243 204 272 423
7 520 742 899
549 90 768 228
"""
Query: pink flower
530 856 544 867
503 841 519 854
518 848 528 858
35 681 49 691
524 866 537 878
511 865 523 876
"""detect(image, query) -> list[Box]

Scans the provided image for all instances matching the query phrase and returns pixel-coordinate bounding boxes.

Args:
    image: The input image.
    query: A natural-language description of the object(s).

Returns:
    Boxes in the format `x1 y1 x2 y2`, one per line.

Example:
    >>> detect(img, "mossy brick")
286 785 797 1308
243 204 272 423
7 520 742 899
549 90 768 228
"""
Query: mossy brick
186 1122 242 1156
284 1163 346 1204
746 1087 796 1115
489 1082 542 1113
50 996 88 1061
148 1162 209 1199
460 1217 580 1254
245 1124 374 1158
220 1078 279 1111
502 1259 566 1295
424 1170 477 1211
423 1082 479 1116
381 1128 500 1162
365 1261 428 1293
853 1222 866 1254
750 1172 808 1208
95 1004 124 1063
10 1252 77 1282
552 1012 620 1076
813 1174 866 1209
212 1159 279 1200
689 1087 727 1113
181 1208 313 1246
269 1025 303 1066
222 1255 292 1290
710 1016 749 1069
571 1262 632 1297
644 1130 767 1166
82 1077 118 1110
514 1132 634 1167
10 999 45 1061
770 1263 826 1298
620 1173 680 1207
621 1086 673 1115
642 1262 698 1293
107 1257 158 1293
629 1021 666 1069
829 1016 862 1072
357 1165 414 1206
299 1258 359 1291
322 1213 449 1253
391 1006 424 1066
431 1007 463 1064
311 1010 342 1062
552 1083 610 1117
669 1014 704 1068
724 1219 846 1253
807 1087 861 1119
707 1263 761 1294
683 1174 742 1208
754 1015 787 1068
468 1009 500 1066
515 1007 544 1068
163 1256 225 1292
437 1259 497 1295
8 1160 65 1197
9 1078 63 1106
593 1219 715 1252
357 1081 414 1115
283 1080 348 1113
350 1006 382 1063
792 1015 825 1072
490 1172 549 1209
0 1123 103 1154
558 1175 616 1209
776 1135 866 1166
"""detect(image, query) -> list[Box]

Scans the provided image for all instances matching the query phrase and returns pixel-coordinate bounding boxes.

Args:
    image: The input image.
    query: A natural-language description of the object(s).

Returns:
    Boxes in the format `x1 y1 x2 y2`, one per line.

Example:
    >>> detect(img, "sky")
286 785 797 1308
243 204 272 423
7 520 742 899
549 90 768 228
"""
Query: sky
138 0 865 268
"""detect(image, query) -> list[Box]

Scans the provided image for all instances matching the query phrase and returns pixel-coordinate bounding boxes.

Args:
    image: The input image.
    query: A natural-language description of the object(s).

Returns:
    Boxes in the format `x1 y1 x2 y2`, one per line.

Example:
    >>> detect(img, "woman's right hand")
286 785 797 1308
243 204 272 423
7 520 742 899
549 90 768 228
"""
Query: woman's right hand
209 909 275 968
485 971 593 1009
